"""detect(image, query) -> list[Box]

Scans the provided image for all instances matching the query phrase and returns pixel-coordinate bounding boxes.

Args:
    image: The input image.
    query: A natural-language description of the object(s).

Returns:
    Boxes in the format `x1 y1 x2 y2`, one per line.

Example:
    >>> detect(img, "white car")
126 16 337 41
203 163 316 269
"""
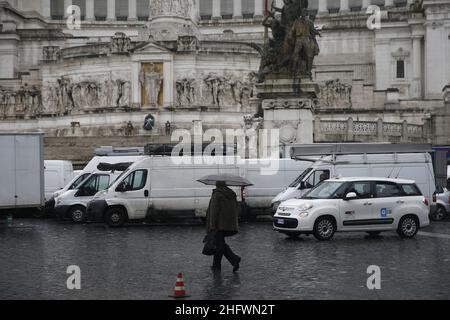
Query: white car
273 177 430 240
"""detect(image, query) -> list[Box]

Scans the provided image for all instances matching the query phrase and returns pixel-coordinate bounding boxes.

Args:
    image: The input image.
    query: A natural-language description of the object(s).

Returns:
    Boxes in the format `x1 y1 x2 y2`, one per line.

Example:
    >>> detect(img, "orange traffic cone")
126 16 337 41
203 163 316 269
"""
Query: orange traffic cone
169 273 190 298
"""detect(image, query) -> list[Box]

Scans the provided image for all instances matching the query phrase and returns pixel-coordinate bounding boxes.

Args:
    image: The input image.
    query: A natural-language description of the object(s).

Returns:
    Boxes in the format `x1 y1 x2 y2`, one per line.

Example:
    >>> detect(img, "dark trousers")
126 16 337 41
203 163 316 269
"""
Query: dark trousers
213 231 240 268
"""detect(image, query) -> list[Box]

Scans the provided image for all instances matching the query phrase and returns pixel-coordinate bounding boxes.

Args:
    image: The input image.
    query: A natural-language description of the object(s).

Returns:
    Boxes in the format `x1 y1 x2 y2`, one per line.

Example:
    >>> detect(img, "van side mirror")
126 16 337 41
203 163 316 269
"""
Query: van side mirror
117 182 128 192
298 181 305 190
75 187 85 197
344 192 357 200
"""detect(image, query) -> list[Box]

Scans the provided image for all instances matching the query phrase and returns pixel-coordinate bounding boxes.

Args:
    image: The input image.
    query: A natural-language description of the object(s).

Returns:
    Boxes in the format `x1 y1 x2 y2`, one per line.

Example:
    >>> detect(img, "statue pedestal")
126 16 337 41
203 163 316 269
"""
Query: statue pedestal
257 77 319 148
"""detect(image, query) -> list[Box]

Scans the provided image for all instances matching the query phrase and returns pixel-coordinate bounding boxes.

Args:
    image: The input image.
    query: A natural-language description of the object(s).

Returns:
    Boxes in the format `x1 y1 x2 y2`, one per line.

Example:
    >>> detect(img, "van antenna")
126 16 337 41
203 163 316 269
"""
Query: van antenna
395 167 402 179
387 166 395 178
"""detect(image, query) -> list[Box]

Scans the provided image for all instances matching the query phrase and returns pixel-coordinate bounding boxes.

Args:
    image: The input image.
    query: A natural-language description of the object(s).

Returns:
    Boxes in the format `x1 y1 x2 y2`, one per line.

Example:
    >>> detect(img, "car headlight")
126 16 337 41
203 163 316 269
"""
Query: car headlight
272 201 281 210
298 212 310 218
300 203 313 211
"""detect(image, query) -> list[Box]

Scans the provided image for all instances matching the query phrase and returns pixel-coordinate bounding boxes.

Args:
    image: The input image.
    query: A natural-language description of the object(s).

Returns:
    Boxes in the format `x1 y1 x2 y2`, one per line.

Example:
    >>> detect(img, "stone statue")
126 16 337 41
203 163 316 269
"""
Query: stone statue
140 63 162 107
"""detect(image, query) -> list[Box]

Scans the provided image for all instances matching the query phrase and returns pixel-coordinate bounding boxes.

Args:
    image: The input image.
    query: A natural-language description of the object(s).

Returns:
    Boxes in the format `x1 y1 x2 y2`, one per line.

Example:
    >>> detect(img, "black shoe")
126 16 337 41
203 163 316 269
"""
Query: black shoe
233 256 241 273
211 266 221 271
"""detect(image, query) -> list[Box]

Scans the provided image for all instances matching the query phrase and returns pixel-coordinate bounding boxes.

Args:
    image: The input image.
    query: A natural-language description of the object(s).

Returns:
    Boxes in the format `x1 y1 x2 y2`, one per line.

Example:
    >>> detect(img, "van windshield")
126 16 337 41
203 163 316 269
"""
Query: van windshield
69 173 91 190
302 181 347 199
288 168 312 188
109 169 129 188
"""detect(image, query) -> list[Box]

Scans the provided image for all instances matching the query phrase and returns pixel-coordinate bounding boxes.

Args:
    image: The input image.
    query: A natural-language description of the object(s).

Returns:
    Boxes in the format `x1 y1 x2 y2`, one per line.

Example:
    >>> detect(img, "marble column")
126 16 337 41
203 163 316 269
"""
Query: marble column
128 0 137 21
64 0 72 18
411 35 423 98
85 0 95 21
340 0 349 12
233 0 242 19
41 0 51 18
318 0 327 14
362 0 371 10
212 0 221 20
254 0 264 18
384 0 394 8
107 0 116 21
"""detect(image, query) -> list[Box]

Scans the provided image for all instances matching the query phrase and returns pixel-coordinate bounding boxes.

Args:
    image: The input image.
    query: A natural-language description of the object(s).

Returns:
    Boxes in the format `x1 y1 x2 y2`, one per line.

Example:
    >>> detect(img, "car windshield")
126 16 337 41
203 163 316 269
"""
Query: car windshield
302 181 347 199
288 168 313 187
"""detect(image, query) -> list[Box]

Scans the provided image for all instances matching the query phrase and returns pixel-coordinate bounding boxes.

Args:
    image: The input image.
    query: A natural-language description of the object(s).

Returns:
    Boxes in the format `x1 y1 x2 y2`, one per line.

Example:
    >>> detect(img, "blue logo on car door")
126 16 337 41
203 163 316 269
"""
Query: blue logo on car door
380 208 388 217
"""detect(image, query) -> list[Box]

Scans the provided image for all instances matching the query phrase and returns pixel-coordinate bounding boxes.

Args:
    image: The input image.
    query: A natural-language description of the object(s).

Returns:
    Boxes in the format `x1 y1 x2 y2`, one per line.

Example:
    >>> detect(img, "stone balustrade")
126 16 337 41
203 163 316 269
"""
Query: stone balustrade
42 0 417 22
314 116 429 143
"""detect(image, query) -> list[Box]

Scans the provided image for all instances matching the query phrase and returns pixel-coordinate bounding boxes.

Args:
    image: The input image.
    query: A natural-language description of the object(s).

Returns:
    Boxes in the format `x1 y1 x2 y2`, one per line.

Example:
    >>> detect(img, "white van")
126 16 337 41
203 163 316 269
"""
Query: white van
86 156 250 227
271 153 436 213
54 169 125 222
240 158 311 216
44 160 74 202
46 155 147 206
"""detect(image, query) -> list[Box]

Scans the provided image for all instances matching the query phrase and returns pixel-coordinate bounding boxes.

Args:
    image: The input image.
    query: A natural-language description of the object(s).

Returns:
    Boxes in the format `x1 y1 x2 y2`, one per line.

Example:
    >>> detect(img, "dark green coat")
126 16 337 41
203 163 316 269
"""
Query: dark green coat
206 186 239 234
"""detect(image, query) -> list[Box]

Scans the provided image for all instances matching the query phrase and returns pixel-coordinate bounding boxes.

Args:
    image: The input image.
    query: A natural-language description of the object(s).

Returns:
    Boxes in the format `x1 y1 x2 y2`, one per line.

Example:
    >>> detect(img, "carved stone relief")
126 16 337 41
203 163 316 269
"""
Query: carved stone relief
175 72 256 109
318 79 352 109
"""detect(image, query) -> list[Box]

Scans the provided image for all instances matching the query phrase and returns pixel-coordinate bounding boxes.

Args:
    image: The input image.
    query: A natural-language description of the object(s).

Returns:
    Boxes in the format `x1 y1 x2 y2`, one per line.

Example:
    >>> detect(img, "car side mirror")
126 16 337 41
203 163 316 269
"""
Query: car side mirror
344 192 357 200
298 181 305 190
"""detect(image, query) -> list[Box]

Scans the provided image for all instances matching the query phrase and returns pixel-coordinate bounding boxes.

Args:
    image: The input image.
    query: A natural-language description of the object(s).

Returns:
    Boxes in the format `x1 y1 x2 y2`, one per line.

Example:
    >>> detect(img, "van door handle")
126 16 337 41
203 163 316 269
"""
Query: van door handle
396 200 404 204
144 190 149 197
364 202 372 206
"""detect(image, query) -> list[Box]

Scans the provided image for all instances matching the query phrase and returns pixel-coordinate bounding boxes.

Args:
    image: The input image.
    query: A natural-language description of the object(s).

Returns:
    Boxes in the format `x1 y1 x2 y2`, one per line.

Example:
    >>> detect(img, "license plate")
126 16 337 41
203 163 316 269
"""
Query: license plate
277 219 285 225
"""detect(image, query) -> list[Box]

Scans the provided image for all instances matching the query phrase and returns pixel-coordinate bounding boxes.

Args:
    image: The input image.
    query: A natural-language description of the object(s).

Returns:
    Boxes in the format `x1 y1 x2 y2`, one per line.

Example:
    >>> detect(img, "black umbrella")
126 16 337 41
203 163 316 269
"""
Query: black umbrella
197 173 253 187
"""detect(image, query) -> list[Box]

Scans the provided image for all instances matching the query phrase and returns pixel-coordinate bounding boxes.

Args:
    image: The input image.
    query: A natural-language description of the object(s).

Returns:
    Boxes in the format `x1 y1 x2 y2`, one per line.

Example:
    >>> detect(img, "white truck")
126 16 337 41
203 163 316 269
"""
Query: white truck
44 160 74 202
86 156 310 226
0 133 45 215
271 144 436 214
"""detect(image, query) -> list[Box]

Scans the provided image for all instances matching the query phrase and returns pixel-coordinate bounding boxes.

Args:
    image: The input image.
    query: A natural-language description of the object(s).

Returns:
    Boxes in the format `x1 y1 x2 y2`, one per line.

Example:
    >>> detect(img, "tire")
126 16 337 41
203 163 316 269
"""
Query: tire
69 205 86 223
105 207 127 228
430 206 446 221
397 215 419 238
366 231 381 237
313 216 336 241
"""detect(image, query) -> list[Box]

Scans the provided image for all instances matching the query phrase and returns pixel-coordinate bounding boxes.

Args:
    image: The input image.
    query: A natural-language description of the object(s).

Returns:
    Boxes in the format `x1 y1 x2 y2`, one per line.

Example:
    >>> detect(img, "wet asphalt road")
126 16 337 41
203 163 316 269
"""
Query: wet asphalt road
1 218 450 300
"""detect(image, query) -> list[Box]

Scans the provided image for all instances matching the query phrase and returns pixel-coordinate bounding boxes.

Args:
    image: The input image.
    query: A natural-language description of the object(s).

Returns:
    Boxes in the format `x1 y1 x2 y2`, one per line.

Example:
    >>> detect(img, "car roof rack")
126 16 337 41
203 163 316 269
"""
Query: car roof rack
289 143 433 159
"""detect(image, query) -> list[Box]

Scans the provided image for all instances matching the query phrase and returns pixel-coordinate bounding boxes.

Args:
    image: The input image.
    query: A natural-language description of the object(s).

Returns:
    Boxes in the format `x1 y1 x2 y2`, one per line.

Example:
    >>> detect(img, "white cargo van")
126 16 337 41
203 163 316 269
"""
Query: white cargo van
47 155 147 204
44 160 74 202
240 158 311 215
86 156 246 226
54 169 125 222
272 153 436 213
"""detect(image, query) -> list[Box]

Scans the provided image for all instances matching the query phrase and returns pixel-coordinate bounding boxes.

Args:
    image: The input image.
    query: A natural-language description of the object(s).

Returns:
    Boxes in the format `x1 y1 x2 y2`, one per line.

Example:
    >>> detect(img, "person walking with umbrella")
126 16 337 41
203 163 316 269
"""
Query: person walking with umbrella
206 180 241 272
199 174 252 272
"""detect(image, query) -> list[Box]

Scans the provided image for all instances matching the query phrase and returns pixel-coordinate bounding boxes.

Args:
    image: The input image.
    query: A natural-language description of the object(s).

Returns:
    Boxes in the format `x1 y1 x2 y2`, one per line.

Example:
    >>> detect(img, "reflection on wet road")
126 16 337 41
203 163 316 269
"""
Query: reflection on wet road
1 219 450 299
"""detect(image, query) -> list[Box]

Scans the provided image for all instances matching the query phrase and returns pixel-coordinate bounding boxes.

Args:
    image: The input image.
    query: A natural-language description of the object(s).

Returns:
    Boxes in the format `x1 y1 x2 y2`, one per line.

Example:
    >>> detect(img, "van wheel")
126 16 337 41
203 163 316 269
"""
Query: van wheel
69 205 86 223
397 216 419 238
430 206 446 221
313 216 335 241
105 207 126 228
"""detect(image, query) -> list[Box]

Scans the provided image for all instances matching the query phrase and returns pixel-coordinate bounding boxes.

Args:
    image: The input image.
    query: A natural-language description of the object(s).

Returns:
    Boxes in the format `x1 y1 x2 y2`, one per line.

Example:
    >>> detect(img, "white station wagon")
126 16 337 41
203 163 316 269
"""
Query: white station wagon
273 177 430 240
